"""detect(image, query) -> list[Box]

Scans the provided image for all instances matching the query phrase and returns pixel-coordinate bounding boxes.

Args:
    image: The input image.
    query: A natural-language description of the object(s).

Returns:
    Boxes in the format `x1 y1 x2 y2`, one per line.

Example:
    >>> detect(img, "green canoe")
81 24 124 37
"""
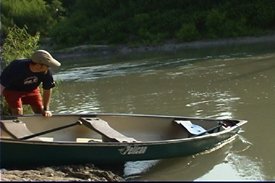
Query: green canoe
0 113 247 168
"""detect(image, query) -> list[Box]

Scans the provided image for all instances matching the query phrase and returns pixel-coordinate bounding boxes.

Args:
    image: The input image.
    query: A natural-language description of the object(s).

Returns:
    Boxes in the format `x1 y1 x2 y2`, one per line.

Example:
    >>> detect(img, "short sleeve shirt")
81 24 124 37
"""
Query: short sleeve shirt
0 59 56 91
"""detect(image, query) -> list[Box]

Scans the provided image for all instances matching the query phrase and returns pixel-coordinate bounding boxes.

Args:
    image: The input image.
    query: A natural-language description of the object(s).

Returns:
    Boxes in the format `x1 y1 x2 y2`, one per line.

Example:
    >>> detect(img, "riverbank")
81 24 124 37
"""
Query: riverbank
51 33 275 60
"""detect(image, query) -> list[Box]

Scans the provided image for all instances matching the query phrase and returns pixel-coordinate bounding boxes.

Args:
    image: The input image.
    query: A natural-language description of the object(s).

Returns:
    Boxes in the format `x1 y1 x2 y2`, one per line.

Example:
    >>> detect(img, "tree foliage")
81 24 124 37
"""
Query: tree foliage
0 0 65 37
2 26 40 67
49 0 275 48
1 0 275 48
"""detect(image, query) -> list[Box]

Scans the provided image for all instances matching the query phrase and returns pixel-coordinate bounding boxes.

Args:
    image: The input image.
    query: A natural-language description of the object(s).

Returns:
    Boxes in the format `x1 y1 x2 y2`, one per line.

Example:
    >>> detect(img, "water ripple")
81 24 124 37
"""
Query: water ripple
55 57 205 82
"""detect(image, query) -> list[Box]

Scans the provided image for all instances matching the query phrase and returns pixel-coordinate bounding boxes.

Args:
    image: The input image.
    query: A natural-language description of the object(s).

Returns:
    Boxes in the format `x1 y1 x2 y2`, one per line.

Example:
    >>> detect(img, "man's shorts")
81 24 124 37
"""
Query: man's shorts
3 87 43 110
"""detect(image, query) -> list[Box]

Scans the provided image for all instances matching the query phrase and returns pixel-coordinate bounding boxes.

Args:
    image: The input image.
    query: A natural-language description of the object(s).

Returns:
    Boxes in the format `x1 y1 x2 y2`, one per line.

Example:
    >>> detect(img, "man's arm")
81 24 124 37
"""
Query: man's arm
0 84 5 95
43 88 52 117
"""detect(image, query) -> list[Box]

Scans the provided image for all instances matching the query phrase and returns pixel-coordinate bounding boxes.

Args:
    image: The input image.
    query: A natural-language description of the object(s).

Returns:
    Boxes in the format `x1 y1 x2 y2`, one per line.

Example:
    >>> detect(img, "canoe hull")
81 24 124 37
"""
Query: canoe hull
0 113 246 168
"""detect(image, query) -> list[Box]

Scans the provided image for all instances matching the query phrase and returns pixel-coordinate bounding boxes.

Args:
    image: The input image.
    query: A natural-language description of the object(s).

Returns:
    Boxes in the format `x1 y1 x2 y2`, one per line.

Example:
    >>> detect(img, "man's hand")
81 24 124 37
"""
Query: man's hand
43 110 52 117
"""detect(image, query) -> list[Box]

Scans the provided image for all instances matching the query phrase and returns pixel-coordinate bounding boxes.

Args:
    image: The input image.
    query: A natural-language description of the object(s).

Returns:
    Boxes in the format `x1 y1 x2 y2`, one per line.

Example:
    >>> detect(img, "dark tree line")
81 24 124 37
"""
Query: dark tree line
2 0 275 48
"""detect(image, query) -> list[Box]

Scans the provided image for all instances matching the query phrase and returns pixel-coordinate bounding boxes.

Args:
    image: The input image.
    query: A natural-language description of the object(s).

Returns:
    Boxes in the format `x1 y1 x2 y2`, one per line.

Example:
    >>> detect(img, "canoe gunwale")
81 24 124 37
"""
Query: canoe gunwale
0 113 247 145
0 123 244 145
2 112 246 122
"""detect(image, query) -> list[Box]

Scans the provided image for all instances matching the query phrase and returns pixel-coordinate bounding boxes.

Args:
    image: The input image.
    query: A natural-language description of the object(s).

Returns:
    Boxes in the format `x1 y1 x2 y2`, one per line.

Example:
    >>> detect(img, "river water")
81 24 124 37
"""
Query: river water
50 42 275 181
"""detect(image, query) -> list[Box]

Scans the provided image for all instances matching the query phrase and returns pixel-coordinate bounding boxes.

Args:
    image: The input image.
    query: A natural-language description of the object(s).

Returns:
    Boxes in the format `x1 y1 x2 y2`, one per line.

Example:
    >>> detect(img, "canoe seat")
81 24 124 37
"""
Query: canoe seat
0 120 42 141
79 117 137 143
174 120 207 136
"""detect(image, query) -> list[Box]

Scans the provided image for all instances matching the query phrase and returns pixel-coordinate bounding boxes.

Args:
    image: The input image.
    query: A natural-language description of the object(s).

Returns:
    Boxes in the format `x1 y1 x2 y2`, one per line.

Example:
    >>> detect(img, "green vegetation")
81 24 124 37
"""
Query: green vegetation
49 0 275 48
0 0 64 37
1 0 275 49
1 26 40 115
2 26 40 66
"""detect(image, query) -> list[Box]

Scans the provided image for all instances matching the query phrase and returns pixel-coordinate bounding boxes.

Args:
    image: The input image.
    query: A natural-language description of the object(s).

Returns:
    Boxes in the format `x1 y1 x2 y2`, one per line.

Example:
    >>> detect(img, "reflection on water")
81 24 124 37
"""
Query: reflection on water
55 89 101 114
124 135 237 180
123 160 160 180
196 135 265 181
198 156 264 181
123 135 257 181
185 91 240 119
50 44 275 180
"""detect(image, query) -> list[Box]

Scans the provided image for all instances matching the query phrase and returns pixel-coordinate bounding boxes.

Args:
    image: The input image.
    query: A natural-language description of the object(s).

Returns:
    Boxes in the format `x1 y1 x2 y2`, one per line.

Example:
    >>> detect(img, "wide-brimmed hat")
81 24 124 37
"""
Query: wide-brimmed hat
31 50 61 68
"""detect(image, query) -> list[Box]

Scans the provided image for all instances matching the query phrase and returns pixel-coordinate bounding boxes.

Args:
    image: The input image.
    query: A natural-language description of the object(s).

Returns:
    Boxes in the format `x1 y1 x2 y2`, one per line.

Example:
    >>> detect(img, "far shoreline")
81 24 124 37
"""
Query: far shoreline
51 33 275 60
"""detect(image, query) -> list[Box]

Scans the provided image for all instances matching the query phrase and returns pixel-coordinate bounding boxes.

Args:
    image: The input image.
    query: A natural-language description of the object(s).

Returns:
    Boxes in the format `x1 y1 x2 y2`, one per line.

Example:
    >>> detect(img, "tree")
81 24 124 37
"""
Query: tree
0 0 65 38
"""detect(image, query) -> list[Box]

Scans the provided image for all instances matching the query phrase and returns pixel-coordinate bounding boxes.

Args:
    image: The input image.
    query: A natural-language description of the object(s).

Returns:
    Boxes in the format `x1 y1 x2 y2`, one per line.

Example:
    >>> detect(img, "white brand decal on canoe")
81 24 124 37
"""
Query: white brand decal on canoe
118 145 147 155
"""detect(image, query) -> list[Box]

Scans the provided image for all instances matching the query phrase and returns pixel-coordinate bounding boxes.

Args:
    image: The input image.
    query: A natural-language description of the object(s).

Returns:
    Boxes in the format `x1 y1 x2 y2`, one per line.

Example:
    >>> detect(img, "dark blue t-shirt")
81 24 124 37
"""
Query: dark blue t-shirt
0 59 56 91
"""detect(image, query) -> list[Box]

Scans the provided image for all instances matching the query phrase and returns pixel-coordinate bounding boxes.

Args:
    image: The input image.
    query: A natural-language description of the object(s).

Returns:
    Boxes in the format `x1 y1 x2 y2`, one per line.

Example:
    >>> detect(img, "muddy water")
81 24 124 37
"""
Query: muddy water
7 42 275 181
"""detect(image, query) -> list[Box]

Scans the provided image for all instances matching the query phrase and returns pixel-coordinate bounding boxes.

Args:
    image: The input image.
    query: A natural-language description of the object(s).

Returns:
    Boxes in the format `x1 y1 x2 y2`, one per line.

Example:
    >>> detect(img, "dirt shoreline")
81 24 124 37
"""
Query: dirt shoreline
0 164 124 181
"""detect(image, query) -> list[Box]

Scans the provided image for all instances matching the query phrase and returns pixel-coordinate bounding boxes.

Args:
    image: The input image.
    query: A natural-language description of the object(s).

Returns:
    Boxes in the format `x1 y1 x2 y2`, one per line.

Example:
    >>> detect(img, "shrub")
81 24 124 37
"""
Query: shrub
2 25 40 66
1 25 40 115
176 23 200 41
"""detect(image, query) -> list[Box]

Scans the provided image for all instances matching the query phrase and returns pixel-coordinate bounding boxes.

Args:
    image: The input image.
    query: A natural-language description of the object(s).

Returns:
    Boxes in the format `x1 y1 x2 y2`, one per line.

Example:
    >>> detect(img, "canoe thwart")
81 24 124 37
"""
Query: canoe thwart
20 121 82 140
174 120 207 136
0 120 42 141
79 117 137 143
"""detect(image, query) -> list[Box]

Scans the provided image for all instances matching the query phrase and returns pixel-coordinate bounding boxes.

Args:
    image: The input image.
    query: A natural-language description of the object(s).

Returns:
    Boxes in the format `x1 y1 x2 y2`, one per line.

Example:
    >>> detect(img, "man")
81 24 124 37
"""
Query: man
0 50 61 117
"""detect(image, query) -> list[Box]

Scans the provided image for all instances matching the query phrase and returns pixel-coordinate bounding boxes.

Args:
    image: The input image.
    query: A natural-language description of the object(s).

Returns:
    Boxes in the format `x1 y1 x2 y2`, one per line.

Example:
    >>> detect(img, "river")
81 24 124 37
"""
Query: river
47 41 275 181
